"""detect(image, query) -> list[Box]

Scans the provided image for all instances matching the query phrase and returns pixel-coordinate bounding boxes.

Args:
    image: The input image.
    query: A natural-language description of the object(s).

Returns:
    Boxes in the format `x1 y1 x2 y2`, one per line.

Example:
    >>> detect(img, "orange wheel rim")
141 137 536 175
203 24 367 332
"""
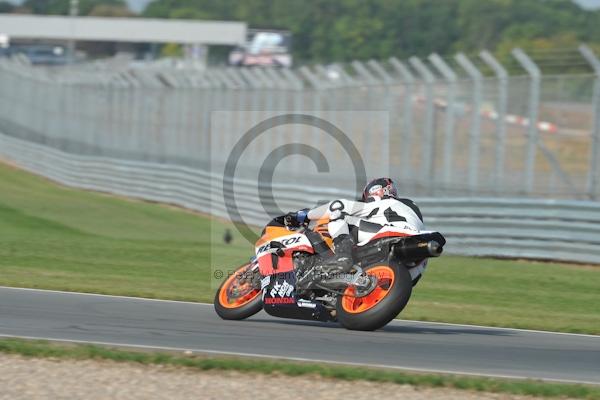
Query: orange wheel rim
218 264 261 309
341 265 395 314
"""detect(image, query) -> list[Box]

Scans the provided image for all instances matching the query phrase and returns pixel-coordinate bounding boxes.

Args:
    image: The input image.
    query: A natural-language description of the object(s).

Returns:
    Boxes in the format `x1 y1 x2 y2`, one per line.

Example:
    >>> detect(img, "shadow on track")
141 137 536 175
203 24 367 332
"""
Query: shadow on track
247 317 514 336
380 323 514 336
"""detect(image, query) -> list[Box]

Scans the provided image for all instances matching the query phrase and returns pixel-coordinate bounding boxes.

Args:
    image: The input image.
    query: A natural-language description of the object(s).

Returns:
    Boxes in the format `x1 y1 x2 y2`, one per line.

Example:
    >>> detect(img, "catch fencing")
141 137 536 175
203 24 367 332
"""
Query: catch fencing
1 46 600 263
1 47 600 200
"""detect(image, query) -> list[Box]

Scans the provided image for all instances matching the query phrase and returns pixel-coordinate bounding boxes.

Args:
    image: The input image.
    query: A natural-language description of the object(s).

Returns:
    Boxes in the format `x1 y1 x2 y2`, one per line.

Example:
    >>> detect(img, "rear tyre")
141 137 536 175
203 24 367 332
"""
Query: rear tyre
337 261 412 331
214 263 262 320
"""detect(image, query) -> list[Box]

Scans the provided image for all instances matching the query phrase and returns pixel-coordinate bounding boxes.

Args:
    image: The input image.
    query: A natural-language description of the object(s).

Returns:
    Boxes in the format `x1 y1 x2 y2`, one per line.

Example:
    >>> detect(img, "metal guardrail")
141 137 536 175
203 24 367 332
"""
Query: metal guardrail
2 131 599 265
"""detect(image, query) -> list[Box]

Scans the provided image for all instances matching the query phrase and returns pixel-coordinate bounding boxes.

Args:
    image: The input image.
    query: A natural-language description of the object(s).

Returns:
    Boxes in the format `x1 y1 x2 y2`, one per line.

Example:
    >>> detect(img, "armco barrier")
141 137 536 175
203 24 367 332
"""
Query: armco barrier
2 131 600 265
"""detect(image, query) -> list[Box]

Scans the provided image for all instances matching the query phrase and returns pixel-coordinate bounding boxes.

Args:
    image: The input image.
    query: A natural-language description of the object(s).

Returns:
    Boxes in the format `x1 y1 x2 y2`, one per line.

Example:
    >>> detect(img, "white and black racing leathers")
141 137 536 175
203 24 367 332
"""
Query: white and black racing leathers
303 195 427 280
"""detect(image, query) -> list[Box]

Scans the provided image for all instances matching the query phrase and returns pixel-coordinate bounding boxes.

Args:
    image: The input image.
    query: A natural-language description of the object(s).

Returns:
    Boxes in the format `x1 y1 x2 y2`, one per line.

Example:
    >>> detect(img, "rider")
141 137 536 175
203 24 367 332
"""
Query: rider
285 178 424 272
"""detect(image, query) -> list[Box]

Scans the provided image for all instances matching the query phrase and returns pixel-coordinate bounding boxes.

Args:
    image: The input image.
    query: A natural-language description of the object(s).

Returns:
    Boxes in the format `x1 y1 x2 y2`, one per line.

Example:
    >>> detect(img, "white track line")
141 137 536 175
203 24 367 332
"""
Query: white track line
1 333 598 386
1 286 598 338
0 286 205 306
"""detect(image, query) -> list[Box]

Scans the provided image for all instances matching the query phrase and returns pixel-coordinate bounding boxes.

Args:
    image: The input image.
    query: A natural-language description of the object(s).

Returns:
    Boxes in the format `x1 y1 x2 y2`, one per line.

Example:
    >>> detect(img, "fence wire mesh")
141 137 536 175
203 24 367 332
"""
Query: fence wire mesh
1 49 599 201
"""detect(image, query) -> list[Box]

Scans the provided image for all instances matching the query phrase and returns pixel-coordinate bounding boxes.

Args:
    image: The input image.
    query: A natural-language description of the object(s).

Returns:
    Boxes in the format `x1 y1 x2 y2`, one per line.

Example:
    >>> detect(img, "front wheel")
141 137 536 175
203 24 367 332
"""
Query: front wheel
337 261 412 331
214 263 262 320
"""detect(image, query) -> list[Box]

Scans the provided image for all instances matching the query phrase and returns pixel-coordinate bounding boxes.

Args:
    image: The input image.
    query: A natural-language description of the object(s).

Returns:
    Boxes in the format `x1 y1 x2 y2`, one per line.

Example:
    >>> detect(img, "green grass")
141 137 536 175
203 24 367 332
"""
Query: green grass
404 257 600 334
0 162 249 300
0 338 598 399
0 162 599 333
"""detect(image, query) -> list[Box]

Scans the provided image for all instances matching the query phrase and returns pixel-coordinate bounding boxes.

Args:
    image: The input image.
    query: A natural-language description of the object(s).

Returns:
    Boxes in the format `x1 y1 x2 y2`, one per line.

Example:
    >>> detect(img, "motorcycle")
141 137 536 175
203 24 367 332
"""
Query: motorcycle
214 214 445 331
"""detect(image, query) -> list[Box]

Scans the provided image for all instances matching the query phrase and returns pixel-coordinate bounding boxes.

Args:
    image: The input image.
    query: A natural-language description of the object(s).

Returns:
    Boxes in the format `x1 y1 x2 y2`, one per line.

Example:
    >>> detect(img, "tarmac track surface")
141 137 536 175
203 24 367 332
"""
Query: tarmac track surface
0 287 598 385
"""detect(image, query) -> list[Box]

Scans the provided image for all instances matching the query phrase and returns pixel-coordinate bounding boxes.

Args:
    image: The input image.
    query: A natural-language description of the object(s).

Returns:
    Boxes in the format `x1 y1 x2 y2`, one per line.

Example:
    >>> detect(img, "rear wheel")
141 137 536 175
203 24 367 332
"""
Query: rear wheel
214 263 262 320
337 261 412 331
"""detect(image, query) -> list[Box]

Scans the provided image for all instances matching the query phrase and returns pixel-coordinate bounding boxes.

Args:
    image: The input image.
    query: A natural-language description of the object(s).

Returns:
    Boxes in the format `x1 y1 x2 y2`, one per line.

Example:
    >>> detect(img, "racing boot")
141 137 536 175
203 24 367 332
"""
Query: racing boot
327 234 355 272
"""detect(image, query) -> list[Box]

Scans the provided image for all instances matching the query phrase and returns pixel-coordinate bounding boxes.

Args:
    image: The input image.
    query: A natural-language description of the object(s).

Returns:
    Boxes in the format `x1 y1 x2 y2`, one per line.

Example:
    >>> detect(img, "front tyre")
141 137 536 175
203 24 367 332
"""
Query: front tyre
214 263 262 320
337 261 412 331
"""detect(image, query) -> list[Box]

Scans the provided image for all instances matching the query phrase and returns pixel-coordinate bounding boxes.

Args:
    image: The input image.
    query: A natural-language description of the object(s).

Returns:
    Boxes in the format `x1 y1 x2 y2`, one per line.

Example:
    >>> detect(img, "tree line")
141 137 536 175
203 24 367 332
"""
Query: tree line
142 0 600 64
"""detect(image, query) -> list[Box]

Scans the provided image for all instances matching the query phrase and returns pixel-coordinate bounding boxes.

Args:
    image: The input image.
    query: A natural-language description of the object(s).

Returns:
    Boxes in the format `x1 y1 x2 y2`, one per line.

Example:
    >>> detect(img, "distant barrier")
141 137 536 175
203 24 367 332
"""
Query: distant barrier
2 131 599 265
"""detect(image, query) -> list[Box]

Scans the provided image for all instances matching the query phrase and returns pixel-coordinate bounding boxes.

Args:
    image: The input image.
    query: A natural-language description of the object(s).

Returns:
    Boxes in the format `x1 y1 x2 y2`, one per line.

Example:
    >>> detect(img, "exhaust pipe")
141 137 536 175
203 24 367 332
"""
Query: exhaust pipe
427 241 443 257
395 240 443 260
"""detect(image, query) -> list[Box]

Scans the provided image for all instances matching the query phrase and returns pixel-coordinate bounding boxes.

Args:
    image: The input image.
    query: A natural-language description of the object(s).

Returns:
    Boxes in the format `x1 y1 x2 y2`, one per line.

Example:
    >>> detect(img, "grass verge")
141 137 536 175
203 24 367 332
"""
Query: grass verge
0 338 598 399
0 161 599 333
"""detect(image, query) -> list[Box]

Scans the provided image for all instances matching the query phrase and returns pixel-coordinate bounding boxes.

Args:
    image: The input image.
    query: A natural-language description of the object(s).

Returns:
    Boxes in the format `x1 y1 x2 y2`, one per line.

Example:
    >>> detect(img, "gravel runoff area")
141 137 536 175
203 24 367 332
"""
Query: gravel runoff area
0 354 555 400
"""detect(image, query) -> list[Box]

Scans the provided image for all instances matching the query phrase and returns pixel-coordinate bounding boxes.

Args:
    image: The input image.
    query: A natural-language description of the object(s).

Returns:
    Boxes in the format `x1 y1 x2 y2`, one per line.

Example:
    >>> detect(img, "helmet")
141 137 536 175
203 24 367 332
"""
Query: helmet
362 177 398 201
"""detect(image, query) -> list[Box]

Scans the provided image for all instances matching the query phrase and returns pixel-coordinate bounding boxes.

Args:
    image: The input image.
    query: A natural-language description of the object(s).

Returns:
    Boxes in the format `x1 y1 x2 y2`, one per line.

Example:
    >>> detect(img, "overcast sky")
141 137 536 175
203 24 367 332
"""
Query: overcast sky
4 0 154 13
5 0 600 13
135 0 600 11
575 0 600 8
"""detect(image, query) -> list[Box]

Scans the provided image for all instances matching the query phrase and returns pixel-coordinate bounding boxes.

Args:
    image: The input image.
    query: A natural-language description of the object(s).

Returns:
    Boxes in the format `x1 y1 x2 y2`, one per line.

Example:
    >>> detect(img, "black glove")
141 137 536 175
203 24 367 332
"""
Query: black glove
283 212 301 228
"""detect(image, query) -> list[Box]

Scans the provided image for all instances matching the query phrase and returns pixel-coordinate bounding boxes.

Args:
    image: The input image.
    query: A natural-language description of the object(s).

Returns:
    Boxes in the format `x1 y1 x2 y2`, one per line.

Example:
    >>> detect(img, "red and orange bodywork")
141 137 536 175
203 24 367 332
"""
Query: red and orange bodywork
254 217 332 276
